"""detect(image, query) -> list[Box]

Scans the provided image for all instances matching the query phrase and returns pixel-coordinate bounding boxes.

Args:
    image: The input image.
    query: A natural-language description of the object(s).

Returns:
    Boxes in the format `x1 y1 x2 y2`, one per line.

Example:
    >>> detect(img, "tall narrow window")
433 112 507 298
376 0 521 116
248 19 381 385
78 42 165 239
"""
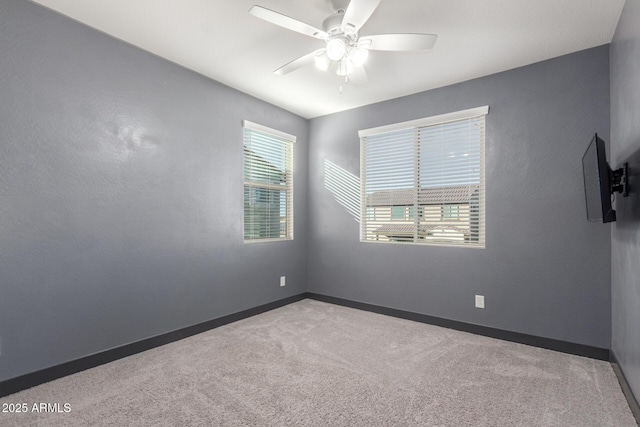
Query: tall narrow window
243 121 295 242
360 106 488 247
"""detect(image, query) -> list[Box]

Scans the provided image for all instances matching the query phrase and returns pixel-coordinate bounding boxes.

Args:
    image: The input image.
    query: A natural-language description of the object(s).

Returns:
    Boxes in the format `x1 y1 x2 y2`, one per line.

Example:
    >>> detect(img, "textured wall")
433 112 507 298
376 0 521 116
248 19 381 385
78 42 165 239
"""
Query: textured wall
308 46 611 348
0 0 617 385
0 0 308 381
611 0 640 402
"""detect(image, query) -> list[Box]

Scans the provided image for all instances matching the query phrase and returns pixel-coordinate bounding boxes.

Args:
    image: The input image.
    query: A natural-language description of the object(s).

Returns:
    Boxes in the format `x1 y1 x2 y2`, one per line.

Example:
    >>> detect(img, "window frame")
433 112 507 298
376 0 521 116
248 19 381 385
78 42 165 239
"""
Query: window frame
359 106 488 248
242 120 295 243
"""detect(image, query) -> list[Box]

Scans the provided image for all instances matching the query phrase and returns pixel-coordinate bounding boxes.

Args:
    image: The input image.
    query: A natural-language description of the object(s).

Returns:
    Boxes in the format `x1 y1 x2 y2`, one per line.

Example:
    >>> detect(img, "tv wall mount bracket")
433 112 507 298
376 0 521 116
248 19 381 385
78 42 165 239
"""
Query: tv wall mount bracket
612 162 628 197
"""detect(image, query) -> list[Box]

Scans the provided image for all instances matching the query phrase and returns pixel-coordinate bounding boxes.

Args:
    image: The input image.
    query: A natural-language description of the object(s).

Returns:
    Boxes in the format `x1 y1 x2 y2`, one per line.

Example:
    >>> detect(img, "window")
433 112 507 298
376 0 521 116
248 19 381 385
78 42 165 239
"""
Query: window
243 120 295 242
359 106 488 247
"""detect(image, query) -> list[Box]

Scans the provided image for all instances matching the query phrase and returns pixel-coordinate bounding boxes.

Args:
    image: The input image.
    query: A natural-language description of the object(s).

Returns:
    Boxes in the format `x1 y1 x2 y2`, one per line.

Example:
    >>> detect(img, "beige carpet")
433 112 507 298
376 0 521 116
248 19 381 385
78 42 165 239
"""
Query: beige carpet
0 299 636 426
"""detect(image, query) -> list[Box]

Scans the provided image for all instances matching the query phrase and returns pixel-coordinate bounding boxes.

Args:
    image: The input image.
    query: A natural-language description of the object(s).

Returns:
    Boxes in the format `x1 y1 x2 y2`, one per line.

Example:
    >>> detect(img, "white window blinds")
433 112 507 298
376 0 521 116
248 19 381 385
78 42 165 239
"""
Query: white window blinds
243 121 295 242
359 106 488 248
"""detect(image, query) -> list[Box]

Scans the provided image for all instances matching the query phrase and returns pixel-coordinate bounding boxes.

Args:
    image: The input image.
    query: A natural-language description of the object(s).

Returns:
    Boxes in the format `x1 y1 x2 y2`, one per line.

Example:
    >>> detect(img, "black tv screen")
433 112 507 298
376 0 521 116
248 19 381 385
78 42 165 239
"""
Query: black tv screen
582 133 616 223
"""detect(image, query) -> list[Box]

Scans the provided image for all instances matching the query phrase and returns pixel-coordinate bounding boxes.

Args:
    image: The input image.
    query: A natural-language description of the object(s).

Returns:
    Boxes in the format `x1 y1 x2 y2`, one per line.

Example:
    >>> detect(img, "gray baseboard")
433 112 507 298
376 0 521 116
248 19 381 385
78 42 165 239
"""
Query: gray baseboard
0 293 306 398
306 292 610 360
610 351 640 426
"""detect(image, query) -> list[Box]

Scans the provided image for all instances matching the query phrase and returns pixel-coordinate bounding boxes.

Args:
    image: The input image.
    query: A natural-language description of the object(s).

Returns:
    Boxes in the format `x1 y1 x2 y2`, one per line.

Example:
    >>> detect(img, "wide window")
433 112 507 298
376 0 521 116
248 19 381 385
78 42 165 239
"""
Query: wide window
243 121 294 242
359 106 488 247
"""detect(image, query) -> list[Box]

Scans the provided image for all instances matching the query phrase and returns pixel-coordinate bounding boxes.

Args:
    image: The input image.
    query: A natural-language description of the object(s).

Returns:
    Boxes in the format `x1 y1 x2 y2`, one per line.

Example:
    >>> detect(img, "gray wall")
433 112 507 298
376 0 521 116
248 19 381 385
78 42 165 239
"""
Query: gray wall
308 46 612 348
0 0 308 381
0 0 617 384
611 0 640 402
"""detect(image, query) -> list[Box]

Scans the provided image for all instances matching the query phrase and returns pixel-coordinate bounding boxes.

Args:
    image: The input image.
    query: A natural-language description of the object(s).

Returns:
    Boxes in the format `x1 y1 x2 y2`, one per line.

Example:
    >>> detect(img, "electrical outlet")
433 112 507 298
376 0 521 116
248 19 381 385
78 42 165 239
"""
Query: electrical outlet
280 276 286 287
475 295 485 309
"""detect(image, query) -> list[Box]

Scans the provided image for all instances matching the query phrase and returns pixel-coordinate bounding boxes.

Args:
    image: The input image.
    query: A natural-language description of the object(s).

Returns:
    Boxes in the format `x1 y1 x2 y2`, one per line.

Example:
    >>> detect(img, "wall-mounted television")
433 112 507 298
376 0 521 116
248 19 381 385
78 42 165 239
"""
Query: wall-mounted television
582 133 627 223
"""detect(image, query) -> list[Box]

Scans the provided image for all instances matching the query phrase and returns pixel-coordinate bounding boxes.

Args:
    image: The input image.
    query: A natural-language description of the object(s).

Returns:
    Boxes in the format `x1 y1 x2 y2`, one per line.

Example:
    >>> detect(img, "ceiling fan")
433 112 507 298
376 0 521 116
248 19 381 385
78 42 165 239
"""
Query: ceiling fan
249 0 437 86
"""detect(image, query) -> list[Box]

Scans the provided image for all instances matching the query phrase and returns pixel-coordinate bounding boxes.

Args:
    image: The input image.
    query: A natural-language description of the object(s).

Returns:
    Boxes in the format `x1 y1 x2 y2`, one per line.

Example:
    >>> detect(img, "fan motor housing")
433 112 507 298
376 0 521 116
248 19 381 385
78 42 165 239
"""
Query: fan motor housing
322 13 344 34
322 11 358 42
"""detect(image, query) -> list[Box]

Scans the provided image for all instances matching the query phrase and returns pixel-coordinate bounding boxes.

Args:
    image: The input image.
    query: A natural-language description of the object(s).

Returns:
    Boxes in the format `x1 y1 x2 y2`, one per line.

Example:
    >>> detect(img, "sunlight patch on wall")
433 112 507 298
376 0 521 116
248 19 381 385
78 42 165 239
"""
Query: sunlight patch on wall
324 159 360 222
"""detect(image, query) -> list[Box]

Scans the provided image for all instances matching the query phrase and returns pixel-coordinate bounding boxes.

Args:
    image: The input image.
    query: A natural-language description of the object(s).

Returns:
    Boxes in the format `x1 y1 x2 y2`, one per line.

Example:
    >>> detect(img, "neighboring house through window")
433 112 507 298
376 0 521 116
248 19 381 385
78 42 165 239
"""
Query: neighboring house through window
359 107 488 247
442 205 459 219
243 121 295 242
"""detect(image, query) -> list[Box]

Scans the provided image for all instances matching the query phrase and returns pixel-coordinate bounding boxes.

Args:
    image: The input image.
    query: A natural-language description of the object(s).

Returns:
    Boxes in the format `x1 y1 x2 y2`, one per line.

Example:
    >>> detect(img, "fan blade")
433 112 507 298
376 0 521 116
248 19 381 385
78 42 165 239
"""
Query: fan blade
340 0 382 34
361 33 437 51
274 49 325 75
249 6 328 40
348 66 368 87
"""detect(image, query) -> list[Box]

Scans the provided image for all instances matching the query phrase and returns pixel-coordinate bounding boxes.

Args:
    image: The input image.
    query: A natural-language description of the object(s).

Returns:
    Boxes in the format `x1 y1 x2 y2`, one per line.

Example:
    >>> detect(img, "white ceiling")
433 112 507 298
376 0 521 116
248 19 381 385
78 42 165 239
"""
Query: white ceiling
32 0 625 119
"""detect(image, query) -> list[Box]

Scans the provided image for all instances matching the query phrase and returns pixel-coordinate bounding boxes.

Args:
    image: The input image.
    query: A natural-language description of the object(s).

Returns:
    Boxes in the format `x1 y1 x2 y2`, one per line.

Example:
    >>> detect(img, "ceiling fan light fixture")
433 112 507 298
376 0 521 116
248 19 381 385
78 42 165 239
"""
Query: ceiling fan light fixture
326 38 347 61
350 47 369 67
336 58 354 76
314 52 331 71
249 0 437 91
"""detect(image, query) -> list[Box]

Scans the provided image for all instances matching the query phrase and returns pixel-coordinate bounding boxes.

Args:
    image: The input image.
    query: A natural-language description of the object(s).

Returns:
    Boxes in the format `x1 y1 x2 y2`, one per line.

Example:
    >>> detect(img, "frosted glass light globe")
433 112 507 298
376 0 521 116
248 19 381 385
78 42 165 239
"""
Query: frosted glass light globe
314 52 331 71
326 38 347 61
350 47 369 67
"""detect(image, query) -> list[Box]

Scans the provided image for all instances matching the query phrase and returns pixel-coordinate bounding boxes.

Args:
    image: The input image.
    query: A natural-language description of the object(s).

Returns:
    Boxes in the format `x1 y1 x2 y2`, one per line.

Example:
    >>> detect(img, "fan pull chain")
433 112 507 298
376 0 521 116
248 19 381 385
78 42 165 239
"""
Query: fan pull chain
338 75 350 94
